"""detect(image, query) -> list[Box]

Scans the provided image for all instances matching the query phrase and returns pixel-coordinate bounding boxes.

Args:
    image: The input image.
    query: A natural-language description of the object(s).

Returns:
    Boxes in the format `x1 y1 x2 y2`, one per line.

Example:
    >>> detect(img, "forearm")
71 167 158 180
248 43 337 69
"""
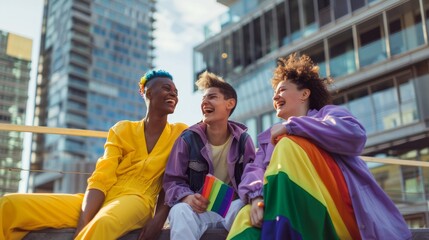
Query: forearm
239 164 264 203
285 108 366 155
153 190 170 224
76 189 105 232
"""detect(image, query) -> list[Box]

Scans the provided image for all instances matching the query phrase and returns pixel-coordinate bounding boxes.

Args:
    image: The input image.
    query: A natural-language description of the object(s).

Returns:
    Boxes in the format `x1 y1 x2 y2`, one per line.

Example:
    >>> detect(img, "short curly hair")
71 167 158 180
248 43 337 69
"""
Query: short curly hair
272 53 333 110
196 71 237 116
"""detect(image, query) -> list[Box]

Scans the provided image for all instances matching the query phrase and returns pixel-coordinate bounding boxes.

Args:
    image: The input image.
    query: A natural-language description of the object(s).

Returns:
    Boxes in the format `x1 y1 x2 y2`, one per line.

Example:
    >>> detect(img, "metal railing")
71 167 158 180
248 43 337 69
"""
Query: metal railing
1 122 428 168
2 123 428 229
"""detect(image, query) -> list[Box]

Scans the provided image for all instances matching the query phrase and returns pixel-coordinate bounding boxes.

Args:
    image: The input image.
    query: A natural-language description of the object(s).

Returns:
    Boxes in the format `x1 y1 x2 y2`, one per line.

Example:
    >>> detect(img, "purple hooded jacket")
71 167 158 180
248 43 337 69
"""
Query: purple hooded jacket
163 120 256 207
239 105 411 239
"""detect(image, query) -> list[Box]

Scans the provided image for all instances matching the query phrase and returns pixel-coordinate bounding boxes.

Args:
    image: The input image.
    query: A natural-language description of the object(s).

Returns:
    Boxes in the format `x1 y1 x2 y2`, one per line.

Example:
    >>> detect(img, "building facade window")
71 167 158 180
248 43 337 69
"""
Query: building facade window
387 0 425 56
397 73 419 125
328 29 356 77
289 0 301 41
245 117 258 146
276 2 289 46
357 15 387 67
318 0 331 26
302 0 317 37
263 9 276 54
335 71 420 135
254 16 263 60
302 42 326 77
333 0 349 19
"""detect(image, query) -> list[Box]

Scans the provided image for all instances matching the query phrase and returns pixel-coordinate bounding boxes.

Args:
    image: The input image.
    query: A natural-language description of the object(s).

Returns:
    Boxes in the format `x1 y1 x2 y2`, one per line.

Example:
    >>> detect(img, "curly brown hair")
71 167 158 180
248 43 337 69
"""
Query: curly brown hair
272 53 333 110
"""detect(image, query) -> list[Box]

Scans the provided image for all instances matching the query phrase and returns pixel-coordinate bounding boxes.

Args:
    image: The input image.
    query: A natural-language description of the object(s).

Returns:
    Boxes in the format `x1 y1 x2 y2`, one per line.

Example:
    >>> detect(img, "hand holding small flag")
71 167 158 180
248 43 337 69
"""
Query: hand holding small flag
201 174 234 218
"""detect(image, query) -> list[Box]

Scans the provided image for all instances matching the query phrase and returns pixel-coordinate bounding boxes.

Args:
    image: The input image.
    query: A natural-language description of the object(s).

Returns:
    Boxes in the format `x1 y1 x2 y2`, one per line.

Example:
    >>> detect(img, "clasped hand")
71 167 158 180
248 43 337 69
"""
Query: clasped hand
182 193 209 213
270 124 287 145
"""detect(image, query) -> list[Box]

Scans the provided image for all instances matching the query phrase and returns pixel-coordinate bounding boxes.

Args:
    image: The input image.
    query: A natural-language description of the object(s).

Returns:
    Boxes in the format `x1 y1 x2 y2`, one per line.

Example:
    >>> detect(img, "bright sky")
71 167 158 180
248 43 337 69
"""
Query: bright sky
0 0 227 126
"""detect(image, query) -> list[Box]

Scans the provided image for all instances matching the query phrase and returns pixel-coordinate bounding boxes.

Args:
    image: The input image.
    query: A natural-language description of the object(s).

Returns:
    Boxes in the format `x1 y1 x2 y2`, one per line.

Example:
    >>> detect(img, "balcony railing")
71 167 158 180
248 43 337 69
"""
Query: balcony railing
2 123 427 166
1 122 429 234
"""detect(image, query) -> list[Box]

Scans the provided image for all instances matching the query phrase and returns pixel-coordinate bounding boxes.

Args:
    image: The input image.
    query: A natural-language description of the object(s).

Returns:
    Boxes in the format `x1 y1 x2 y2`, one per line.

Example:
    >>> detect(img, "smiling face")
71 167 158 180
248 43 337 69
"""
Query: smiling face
201 87 235 125
146 77 178 115
272 80 310 120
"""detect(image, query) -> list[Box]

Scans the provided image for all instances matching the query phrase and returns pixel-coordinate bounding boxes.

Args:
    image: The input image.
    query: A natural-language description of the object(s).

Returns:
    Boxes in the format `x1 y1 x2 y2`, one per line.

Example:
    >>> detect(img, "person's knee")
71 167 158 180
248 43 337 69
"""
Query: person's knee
169 202 192 220
91 215 118 229
0 195 15 211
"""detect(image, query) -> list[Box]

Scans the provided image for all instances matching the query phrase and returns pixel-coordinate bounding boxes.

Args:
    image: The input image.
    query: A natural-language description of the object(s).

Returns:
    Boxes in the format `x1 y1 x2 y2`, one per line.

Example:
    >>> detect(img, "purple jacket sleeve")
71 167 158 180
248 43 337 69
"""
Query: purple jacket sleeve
238 130 273 203
163 137 194 207
285 105 366 156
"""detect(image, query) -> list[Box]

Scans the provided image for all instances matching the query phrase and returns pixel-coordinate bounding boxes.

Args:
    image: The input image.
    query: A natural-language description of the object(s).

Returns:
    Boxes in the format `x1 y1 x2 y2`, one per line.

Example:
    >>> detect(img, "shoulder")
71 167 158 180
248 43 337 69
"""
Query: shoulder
322 104 348 112
228 120 248 131
227 120 248 140
180 127 199 141
257 128 272 144
169 122 188 132
312 105 352 117
111 120 139 133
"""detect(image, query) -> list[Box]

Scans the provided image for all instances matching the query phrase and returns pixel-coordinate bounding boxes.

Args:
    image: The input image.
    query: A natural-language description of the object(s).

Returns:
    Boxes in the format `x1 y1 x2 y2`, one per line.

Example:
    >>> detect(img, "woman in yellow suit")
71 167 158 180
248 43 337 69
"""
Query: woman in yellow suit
0 70 188 240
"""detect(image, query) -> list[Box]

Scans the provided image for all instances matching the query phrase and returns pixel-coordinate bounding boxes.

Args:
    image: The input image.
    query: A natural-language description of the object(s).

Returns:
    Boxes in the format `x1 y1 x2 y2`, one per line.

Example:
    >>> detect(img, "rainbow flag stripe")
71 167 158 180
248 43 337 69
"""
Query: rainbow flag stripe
202 174 234 218
228 136 360 240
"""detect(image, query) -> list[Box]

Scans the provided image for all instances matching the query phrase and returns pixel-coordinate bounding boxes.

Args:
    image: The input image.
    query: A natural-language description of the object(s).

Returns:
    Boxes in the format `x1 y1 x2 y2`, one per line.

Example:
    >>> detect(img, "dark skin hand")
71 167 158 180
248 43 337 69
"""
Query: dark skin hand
182 193 210 214
74 189 105 238
138 190 170 240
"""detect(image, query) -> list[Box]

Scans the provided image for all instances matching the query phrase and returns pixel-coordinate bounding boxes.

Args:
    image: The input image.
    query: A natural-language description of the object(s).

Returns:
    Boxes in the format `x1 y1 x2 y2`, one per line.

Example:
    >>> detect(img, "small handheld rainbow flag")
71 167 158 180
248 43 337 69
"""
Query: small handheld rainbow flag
201 174 234 218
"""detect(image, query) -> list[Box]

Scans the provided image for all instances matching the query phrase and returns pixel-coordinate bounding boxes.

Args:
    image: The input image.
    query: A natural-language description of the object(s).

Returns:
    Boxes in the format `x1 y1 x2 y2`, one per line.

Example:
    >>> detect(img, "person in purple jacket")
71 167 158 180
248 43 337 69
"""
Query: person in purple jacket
163 71 256 240
227 53 411 240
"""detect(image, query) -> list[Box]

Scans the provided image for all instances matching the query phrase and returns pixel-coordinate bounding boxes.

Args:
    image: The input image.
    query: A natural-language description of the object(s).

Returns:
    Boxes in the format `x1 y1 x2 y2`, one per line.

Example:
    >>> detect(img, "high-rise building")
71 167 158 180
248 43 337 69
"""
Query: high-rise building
0 30 32 195
194 0 429 227
32 0 156 193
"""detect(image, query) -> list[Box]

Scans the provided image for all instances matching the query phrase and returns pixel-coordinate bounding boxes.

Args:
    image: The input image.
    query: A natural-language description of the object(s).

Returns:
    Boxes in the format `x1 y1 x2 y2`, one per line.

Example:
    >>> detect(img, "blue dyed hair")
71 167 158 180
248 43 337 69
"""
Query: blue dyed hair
139 69 173 90
145 69 173 82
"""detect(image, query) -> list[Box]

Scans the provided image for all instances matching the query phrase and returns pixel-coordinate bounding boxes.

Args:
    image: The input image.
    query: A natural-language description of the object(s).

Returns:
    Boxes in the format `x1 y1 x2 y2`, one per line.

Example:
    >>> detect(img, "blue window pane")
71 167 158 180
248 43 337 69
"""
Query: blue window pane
372 84 399 131
390 22 424 56
330 50 356 77
348 95 375 134
399 76 419 125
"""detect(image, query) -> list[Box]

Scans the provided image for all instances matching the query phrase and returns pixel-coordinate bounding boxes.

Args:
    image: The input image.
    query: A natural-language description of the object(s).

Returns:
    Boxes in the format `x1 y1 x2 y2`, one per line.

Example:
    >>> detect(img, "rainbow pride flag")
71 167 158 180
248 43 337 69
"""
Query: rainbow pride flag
202 174 234 218
227 136 360 240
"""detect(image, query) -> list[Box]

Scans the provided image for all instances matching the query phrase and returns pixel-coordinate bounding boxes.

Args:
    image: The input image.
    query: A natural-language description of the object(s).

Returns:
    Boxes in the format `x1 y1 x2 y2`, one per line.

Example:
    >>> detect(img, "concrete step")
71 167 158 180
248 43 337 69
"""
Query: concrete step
22 227 429 240
22 228 228 240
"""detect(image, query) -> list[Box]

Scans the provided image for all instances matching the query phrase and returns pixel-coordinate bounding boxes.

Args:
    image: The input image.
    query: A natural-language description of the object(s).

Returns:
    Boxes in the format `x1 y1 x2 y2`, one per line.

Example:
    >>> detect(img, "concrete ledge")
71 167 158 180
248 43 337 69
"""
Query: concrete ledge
22 227 429 240
22 228 228 240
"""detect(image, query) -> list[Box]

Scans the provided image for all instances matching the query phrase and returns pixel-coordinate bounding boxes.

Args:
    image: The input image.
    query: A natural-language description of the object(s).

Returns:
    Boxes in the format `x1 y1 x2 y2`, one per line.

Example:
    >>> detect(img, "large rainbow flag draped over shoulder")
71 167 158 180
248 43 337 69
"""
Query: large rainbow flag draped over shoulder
202 174 234 218
228 136 361 240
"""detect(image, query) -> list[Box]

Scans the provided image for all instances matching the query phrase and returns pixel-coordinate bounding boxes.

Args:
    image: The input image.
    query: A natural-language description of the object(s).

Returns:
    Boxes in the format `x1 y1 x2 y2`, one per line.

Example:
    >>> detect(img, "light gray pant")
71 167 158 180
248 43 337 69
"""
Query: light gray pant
168 199 245 240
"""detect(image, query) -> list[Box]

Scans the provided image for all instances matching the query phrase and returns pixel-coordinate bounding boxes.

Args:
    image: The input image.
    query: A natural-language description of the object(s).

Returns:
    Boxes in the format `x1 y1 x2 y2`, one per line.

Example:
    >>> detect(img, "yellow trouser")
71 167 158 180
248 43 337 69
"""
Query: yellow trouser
0 193 152 240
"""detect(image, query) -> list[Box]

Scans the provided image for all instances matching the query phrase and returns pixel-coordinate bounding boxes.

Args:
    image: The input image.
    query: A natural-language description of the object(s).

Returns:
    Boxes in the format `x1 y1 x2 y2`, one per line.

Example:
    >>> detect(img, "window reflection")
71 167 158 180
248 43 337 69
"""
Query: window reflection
245 118 257 146
358 16 387 67
397 73 419 125
276 2 289 46
336 72 420 135
387 0 424 56
347 88 375 134
371 80 398 131
329 30 356 77
302 43 326 78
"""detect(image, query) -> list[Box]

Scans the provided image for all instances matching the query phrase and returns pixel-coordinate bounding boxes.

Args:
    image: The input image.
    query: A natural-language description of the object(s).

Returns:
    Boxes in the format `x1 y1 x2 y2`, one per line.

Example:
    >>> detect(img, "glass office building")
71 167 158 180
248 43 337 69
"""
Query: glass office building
194 0 429 227
32 0 156 193
0 31 32 195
